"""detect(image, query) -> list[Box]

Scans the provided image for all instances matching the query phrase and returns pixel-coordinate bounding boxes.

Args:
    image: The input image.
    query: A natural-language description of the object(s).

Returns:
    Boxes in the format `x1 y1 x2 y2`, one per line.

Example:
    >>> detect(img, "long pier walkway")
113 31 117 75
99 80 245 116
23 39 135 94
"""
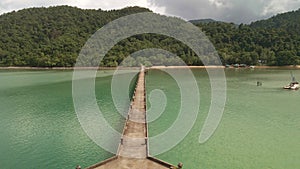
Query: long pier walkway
118 66 148 158
86 67 178 169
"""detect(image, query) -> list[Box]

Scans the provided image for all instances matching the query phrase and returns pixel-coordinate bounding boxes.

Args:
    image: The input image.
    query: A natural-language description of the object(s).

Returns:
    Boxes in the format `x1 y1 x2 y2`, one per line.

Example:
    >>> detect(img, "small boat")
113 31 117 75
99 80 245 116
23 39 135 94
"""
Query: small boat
233 64 239 68
283 72 299 90
283 81 299 90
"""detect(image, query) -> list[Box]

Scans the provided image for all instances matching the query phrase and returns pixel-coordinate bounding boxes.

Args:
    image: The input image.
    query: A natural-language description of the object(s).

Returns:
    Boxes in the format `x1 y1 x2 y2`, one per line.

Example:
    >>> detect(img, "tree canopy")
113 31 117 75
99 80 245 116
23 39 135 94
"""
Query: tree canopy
196 9 300 66
0 6 299 67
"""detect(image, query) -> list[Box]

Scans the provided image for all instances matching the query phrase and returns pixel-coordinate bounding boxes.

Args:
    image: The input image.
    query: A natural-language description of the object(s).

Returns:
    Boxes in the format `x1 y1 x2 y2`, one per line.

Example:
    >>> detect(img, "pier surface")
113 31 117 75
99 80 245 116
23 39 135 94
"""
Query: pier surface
118 66 148 158
87 67 176 169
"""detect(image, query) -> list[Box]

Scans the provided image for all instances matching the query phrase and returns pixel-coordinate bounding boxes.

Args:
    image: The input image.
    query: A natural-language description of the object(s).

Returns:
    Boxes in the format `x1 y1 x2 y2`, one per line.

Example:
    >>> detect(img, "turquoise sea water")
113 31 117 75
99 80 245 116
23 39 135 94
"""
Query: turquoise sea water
0 69 299 168
147 68 300 169
0 70 122 168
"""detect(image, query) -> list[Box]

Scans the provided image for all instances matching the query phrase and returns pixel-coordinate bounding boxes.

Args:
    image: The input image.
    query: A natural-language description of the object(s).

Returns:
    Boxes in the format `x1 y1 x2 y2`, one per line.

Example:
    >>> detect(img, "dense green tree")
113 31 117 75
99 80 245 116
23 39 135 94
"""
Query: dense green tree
0 6 299 67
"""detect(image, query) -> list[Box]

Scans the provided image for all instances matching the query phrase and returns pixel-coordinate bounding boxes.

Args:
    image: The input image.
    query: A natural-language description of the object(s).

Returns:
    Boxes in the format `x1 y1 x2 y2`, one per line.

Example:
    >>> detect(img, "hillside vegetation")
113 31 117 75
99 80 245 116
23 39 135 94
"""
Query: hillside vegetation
0 6 299 67
197 9 300 66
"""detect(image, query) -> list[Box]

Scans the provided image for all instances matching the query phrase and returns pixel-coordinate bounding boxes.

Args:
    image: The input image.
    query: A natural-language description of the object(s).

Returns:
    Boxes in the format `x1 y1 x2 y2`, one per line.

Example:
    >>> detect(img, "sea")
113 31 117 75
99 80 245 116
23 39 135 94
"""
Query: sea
0 68 299 169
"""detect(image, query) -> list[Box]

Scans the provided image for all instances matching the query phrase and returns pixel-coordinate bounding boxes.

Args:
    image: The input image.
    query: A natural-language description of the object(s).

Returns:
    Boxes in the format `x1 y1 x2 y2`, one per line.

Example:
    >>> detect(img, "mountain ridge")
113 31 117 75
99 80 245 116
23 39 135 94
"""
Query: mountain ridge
189 19 220 24
0 5 299 67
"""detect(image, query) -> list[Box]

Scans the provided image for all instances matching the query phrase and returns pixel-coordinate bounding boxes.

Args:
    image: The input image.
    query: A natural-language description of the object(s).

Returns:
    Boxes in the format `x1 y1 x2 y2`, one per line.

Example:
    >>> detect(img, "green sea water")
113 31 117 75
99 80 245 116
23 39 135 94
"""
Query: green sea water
147 68 300 169
0 69 299 169
0 70 127 169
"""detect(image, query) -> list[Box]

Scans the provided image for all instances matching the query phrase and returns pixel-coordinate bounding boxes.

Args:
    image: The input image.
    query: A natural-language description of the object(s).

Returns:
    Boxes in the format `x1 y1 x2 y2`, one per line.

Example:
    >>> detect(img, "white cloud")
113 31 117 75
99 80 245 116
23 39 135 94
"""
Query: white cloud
0 0 69 13
150 0 300 23
209 0 228 8
74 0 148 10
0 0 164 15
262 0 300 16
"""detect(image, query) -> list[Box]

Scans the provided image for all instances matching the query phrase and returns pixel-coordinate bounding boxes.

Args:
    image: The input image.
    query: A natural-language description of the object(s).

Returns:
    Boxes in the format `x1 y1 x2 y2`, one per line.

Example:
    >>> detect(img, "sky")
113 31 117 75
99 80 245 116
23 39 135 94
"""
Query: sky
0 0 300 23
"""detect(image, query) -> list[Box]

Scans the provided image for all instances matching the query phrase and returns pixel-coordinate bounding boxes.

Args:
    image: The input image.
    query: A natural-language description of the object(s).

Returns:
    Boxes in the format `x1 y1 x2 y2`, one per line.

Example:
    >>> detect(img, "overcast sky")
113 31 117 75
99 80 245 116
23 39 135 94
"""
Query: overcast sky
0 0 299 23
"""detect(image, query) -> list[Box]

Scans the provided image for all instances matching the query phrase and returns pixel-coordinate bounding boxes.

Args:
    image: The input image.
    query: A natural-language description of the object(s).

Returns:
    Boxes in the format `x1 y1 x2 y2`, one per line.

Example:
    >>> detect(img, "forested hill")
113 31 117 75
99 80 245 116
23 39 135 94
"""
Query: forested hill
195 8 300 66
250 9 300 32
0 6 151 67
0 6 300 67
189 19 220 24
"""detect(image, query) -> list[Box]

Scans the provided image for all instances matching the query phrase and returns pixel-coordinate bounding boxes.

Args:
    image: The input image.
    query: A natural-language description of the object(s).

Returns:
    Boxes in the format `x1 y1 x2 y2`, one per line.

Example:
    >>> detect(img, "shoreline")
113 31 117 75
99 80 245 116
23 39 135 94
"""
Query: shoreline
0 66 138 70
150 65 300 69
0 65 299 70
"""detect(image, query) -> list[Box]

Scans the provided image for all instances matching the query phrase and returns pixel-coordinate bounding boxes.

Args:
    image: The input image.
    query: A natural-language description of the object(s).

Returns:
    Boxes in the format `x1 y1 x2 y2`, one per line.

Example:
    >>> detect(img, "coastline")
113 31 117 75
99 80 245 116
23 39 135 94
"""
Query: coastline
0 65 299 70
150 65 300 69
0 66 139 70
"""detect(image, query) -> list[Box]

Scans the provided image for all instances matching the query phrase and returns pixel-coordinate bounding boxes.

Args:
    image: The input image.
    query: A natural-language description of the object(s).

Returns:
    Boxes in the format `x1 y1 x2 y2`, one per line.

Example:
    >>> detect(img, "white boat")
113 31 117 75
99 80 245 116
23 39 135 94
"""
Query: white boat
283 81 299 90
283 72 299 90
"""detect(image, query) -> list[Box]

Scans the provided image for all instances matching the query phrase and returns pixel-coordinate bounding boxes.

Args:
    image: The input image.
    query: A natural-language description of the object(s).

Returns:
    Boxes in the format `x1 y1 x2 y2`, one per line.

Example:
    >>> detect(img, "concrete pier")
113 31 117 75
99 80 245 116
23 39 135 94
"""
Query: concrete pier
86 67 178 169
118 66 148 159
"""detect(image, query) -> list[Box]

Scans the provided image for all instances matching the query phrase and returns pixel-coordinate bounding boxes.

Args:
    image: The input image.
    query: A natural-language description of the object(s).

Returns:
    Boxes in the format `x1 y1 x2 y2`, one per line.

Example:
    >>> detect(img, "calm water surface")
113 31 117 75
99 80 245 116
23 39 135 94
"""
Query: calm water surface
147 68 300 169
0 69 299 169
0 70 124 168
